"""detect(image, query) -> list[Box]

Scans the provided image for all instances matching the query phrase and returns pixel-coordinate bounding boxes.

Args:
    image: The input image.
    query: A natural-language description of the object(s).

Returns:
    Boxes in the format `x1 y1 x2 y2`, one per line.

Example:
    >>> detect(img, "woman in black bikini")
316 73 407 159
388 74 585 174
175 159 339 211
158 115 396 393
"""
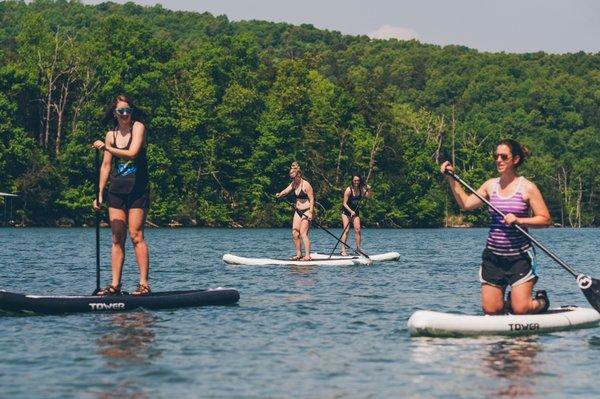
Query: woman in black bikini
275 162 314 261
340 175 371 256
92 95 151 296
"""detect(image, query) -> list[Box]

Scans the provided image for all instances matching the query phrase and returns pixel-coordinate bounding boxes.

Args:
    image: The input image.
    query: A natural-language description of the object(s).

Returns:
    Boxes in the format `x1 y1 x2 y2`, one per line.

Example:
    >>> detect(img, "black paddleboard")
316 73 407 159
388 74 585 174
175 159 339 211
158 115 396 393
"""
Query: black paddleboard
0 288 239 315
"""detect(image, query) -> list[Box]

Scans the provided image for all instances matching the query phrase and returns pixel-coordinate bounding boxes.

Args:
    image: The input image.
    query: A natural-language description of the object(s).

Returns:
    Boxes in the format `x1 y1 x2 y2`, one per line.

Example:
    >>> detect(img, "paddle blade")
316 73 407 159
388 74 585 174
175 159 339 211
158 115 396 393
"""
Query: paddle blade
578 275 600 313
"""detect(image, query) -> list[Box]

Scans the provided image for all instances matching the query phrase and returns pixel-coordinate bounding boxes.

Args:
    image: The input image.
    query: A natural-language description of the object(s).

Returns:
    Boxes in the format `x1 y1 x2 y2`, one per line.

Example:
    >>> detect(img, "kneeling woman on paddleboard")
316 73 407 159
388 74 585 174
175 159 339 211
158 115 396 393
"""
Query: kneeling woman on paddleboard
340 175 371 256
92 95 150 296
441 139 551 315
275 162 314 261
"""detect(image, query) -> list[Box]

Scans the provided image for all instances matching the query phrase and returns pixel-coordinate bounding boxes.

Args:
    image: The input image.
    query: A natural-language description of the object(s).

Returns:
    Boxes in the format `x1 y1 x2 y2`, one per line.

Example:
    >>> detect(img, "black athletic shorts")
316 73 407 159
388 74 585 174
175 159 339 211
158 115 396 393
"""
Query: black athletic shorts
479 247 538 288
107 190 150 211
342 208 359 218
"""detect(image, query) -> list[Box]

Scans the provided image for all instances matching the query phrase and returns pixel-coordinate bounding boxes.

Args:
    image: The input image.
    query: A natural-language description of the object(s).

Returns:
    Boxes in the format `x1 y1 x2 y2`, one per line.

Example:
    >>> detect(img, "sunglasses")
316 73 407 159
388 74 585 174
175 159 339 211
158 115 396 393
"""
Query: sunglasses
493 153 512 161
115 107 133 116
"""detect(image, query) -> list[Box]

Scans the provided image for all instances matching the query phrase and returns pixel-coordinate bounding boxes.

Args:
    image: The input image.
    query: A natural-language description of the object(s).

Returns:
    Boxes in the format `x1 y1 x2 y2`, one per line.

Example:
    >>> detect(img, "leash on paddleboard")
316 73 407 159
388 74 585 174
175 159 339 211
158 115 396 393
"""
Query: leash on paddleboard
282 200 371 260
328 198 362 259
93 149 101 295
445 169 600 312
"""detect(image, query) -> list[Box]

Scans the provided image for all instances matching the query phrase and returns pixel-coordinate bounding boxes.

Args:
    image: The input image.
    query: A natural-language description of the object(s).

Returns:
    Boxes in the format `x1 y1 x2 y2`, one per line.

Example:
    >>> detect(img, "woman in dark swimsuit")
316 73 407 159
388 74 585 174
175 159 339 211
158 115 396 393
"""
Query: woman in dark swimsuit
92 95 150 296
340 175 371 256
275 162 314 261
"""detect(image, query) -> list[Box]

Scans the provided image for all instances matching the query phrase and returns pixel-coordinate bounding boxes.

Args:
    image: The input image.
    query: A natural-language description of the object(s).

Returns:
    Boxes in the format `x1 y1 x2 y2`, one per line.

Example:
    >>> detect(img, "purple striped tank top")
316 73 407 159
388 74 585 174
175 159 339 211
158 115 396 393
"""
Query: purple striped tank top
486 177 532 256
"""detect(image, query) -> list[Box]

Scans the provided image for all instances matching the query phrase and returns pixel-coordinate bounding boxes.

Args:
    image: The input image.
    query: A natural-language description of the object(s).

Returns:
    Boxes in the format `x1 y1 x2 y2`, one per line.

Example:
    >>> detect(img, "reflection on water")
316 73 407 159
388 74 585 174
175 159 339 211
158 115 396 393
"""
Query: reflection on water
96 312 160 367
94 312 161 399
411 336 540 398
484 338 540 398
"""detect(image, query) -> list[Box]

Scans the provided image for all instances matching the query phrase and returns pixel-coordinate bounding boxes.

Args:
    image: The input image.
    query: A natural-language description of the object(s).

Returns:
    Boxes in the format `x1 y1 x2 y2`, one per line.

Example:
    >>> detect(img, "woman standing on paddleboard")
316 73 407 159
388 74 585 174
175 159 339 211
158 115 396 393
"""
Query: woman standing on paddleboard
441 139 551 315
92 95 151 296
340 175 371 256
275 162 315 261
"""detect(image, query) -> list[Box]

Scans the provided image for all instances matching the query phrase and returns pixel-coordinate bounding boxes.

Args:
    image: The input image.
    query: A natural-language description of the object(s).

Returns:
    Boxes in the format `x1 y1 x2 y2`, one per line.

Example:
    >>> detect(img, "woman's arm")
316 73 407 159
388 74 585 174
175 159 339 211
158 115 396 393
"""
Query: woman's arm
105 122 145 160
306 181 315 219
92 132 113 209
342 188 353 214
276 183 293 198
441 161 488 210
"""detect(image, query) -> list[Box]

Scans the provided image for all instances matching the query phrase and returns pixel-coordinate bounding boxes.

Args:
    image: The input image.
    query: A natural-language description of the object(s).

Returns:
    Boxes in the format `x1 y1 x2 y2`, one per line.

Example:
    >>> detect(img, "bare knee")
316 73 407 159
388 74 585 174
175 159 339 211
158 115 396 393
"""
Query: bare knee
129 229 145 246
482 303 504 315
511 301 532 315
112 232 126 246
292 229 300 240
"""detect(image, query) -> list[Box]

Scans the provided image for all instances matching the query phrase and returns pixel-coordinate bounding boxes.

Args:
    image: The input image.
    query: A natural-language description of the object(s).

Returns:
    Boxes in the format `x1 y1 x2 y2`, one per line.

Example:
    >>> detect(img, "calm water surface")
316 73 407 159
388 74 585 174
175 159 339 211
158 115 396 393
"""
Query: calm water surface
1 227 599 398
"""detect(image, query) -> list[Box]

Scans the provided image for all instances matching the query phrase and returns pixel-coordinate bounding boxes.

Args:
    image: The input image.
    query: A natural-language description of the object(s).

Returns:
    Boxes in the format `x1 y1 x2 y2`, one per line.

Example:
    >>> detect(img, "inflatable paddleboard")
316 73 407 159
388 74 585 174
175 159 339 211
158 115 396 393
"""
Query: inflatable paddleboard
222 254 366 266
0 288 239 315
408 306 600 337
310 252 400 262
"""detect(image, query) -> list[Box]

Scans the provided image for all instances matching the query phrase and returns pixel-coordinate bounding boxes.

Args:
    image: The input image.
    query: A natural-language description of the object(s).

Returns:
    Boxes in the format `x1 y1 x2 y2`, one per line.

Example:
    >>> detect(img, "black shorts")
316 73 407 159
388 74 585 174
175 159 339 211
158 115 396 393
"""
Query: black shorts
107 190 150 211
479 247 538 288
342 208 359 218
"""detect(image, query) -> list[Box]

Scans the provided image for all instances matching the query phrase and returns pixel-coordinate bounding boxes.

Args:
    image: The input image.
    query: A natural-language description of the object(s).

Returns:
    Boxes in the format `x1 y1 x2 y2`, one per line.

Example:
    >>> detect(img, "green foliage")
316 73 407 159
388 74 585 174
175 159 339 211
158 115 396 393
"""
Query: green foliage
0 1 599 227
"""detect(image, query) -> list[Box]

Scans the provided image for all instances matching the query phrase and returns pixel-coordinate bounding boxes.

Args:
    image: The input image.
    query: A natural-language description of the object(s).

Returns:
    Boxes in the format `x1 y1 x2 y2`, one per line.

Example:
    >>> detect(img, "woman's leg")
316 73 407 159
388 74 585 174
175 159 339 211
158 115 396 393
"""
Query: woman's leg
108 207 127 288
340 213 350 255
481 283 506 315
299 214 311 260
353 216 362 251
292 212 302 258
510 280 546 314
128 208 149 286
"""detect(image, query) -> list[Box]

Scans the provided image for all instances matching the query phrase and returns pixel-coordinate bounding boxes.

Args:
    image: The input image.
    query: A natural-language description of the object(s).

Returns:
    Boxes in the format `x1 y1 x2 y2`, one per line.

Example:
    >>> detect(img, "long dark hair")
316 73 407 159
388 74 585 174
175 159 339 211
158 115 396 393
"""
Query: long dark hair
350 174 365 191
498 139 531 167
103 94 146 127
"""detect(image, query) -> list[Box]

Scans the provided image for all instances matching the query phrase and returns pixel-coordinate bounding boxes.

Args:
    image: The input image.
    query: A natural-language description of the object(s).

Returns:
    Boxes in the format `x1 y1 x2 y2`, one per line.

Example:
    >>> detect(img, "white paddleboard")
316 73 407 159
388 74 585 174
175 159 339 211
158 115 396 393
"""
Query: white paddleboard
222 253 371 266
408 306 600 337
310 252 400 262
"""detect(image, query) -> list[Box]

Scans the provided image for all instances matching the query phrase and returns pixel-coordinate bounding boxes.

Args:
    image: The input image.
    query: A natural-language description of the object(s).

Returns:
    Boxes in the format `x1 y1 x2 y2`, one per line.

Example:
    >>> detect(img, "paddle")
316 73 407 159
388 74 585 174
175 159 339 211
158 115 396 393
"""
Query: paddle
93 149 101 295
285 201 371 260
444 168 600 312
328 197 362 259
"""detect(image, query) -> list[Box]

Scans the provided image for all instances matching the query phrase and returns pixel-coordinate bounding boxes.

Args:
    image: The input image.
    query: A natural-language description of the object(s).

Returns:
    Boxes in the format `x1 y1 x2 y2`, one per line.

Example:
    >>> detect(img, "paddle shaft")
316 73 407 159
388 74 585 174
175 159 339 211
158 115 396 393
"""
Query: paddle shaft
95 150 100 293
445 170 579 277
289 202 370 259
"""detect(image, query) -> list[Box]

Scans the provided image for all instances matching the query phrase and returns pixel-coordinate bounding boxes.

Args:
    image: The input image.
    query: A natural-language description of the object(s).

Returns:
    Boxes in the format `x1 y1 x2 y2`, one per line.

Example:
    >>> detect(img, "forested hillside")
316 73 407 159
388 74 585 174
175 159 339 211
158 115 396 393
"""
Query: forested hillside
1 0 599 227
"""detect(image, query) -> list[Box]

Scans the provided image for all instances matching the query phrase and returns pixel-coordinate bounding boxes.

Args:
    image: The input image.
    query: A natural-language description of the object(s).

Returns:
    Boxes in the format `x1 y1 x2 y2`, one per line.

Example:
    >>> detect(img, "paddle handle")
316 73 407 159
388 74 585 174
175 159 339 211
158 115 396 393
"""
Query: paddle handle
95 149 100 293
445 169 578 277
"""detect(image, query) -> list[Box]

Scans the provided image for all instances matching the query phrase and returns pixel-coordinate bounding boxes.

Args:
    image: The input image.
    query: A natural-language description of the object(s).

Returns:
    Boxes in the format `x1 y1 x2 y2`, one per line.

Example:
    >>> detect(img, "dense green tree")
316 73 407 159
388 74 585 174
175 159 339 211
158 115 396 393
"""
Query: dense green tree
0 1 599 227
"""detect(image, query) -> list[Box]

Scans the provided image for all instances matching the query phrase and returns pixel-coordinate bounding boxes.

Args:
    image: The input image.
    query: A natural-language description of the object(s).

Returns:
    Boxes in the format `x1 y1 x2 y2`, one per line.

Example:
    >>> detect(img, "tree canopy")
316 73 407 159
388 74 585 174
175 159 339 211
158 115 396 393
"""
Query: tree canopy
1 0 599 227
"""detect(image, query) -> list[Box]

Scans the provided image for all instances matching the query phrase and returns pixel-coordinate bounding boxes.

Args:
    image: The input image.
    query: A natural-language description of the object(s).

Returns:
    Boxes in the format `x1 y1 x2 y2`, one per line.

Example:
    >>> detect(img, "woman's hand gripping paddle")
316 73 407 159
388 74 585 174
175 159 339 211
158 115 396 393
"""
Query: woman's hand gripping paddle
445 168 600 312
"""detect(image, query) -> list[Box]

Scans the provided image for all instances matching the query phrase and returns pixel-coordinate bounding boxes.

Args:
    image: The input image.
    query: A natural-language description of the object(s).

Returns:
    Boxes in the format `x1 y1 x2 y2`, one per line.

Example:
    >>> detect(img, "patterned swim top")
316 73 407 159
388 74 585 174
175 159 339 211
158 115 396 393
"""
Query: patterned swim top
486 177 532 256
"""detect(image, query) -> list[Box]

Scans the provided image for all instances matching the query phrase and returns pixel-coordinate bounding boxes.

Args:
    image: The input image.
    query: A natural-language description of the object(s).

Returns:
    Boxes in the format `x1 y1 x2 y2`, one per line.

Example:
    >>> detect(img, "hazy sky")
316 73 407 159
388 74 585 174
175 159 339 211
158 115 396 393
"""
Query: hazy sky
82 0 599 53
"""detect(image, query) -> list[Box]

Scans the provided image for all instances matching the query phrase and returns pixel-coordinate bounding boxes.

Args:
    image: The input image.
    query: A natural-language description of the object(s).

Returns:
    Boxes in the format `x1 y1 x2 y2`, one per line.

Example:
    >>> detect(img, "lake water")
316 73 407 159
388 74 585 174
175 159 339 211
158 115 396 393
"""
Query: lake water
1 227 599 398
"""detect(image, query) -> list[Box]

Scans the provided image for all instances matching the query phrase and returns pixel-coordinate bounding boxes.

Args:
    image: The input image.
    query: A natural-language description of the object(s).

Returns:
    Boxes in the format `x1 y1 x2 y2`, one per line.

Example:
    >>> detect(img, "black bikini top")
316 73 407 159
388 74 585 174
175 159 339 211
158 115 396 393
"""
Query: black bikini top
294 181 309 200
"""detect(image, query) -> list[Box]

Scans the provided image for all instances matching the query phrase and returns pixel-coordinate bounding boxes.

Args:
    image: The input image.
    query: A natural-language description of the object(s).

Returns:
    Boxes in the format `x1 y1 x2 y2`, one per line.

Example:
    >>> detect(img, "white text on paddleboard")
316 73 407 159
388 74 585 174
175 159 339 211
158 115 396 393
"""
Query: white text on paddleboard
508 323 540 331
89 303 125 310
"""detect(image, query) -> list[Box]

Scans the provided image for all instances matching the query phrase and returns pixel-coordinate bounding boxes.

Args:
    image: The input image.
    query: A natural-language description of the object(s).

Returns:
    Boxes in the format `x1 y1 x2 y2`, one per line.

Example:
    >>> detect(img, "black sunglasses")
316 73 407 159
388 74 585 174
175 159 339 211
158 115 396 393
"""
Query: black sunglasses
493 153 512 161
115 107 133 116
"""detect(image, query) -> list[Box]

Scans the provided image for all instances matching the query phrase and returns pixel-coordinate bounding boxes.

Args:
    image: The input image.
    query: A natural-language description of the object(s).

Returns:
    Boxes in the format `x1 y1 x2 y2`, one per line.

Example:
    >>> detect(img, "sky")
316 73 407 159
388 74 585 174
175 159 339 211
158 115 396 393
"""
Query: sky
82 0 600 54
